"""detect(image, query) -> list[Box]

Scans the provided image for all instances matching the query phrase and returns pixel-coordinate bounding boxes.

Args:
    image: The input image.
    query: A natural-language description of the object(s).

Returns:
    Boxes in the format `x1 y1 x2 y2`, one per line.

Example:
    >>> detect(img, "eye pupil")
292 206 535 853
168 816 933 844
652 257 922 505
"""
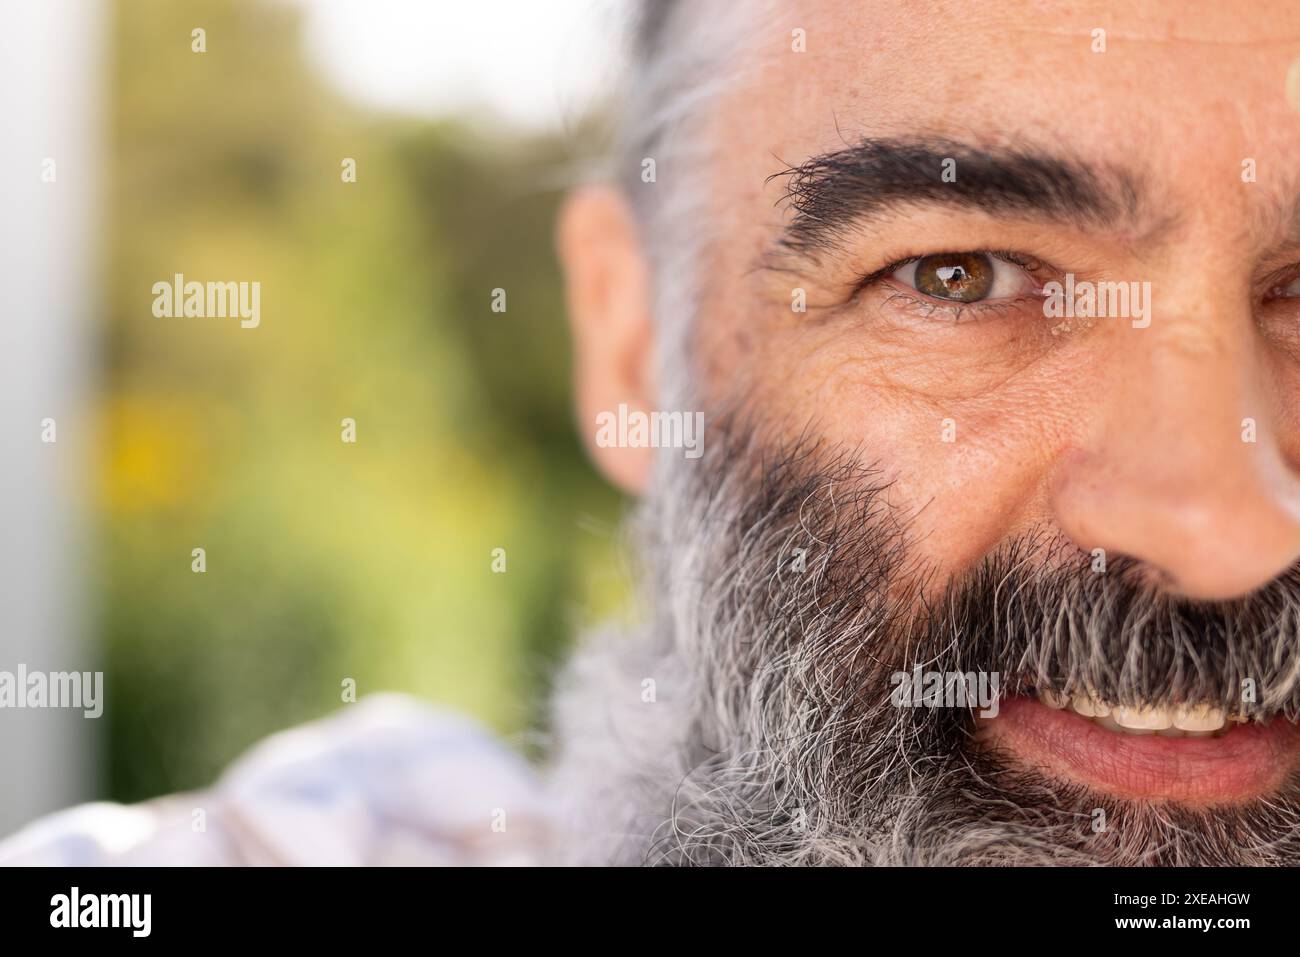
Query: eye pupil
915 253 994 302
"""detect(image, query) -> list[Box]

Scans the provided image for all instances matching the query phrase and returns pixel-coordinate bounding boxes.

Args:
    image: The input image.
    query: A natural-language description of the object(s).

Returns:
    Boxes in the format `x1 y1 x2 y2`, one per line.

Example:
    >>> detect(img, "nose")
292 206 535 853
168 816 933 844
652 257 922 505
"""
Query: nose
1052 311 1300 601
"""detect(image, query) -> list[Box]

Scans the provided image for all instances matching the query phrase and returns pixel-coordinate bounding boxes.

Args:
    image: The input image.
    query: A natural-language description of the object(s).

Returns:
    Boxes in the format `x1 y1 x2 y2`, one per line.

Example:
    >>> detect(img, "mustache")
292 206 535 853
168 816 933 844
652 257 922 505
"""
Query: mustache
915 535 1300 722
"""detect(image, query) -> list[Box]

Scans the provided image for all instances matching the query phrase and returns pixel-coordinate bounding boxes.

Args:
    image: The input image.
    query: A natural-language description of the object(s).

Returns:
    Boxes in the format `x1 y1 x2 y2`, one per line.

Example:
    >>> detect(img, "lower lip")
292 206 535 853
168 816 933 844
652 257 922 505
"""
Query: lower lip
979 696 1300 803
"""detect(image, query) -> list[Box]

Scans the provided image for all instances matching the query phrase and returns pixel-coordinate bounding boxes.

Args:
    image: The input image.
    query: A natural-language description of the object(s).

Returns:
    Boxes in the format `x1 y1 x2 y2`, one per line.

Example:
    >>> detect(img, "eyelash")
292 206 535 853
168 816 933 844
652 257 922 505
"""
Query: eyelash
1263 264 1300 301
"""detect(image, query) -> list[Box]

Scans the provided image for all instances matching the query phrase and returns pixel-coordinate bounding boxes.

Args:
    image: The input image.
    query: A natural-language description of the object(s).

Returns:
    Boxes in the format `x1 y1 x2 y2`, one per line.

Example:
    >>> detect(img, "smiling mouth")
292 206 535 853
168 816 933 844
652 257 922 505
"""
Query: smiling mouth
976 690 1300 803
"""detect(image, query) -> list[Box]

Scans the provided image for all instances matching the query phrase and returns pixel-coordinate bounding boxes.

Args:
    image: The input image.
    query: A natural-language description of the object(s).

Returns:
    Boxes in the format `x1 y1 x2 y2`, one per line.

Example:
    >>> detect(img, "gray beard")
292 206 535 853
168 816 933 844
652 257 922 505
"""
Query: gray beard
546 417 1300 866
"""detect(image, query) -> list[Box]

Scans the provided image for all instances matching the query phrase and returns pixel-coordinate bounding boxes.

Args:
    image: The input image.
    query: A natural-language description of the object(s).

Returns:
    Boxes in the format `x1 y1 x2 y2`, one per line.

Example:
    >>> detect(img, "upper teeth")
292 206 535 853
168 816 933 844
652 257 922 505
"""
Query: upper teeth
1037 689 1236 737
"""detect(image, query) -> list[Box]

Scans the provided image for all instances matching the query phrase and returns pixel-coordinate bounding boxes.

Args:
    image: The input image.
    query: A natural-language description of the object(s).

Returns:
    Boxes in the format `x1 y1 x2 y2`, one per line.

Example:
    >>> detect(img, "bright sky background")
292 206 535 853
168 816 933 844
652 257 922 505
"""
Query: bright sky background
289 0 630 132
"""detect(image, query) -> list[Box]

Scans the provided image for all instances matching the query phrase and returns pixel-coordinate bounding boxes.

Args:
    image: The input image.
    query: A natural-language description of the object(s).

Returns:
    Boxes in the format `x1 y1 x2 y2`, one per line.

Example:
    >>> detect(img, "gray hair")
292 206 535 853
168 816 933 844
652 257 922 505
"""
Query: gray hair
613 0 772 407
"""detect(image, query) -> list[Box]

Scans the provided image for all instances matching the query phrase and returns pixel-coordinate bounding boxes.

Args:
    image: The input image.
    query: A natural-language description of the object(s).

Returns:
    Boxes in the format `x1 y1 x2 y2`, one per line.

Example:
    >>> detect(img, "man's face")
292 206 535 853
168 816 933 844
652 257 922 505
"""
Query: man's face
559 0 1300 864
701 5 1300 789
703 0 1300 596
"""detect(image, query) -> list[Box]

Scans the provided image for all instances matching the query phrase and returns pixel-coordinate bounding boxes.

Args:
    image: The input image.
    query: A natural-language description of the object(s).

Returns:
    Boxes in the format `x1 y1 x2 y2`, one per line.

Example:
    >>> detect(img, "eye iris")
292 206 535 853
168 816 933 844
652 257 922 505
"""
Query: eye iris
914 252 993 302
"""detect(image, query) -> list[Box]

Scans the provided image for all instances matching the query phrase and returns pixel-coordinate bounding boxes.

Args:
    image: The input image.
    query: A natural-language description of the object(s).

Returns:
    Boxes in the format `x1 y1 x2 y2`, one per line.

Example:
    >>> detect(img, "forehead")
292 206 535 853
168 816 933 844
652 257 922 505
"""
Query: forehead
708 0 1300 229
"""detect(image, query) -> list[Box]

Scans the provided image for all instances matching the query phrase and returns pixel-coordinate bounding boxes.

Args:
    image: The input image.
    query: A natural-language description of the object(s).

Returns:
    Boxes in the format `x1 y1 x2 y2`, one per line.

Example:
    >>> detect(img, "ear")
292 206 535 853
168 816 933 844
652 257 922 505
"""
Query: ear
557 185 656 495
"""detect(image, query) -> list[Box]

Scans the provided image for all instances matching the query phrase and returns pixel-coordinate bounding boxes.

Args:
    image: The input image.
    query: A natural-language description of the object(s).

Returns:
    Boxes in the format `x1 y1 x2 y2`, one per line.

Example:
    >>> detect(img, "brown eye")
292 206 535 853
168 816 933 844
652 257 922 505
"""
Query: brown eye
912 252 994 302
882 250 1040 312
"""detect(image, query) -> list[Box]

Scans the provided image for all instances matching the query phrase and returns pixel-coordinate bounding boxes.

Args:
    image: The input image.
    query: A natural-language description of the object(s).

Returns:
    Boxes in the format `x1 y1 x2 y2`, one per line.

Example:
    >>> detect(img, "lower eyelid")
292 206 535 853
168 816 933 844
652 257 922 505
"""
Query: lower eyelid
878 286 1045 323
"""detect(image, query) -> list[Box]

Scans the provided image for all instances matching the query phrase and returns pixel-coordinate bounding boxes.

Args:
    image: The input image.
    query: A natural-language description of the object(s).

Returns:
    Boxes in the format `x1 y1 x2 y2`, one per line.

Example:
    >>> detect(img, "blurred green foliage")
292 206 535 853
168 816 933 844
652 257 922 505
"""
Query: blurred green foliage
101 0 626 801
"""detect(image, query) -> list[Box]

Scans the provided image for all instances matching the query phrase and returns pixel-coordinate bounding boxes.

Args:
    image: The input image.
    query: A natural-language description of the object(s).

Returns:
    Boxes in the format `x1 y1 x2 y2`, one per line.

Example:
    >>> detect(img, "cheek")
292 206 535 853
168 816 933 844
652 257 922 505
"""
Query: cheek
742 325 1087 582
830 378 1045 578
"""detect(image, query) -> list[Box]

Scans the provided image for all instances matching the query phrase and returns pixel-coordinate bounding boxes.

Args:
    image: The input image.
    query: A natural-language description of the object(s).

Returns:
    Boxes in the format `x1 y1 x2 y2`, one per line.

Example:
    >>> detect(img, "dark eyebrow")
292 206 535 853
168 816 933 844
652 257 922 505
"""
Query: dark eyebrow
768 136 1149 258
